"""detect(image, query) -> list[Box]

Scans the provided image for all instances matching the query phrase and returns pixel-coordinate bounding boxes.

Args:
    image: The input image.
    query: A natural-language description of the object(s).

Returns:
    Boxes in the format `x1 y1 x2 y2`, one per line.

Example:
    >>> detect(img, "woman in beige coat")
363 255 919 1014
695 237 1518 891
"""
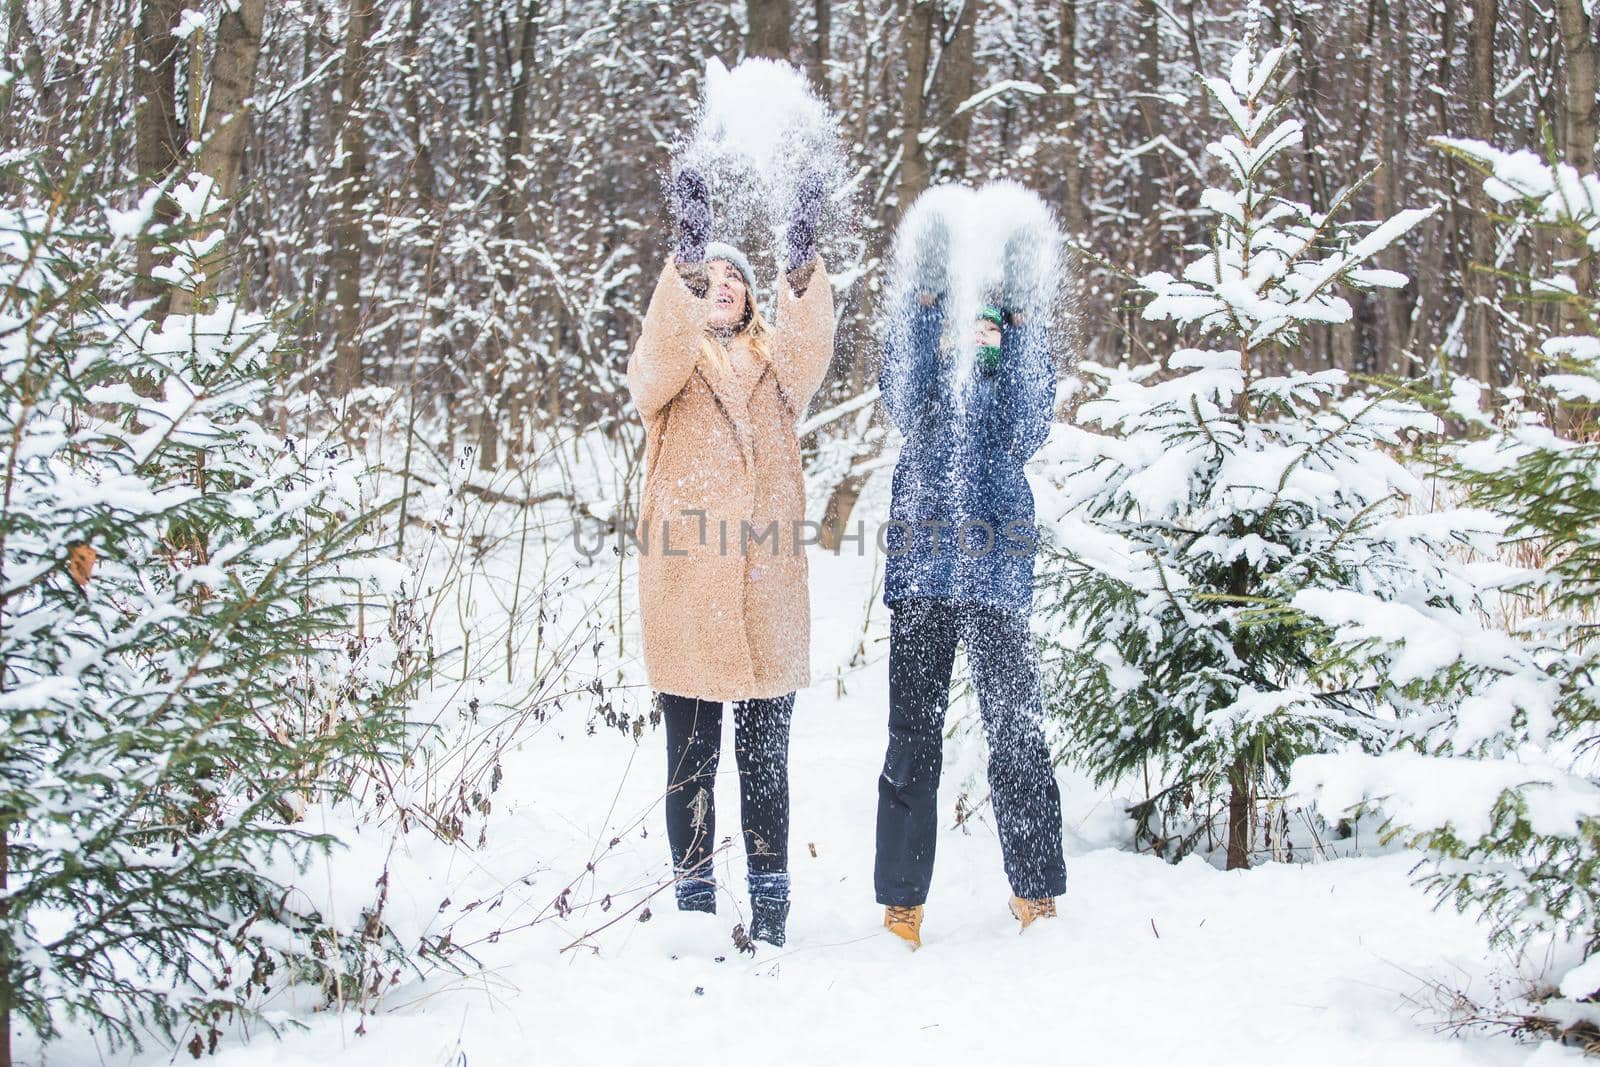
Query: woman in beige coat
626 167 834 947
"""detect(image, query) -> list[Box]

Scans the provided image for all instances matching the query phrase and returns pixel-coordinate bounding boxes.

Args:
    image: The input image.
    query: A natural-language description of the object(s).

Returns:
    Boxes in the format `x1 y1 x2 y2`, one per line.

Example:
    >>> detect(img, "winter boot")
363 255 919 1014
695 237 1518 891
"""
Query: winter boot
883 904 924 950
748 871 790 946
750 896 790 947
1008 895 1057 930
676 876 716 914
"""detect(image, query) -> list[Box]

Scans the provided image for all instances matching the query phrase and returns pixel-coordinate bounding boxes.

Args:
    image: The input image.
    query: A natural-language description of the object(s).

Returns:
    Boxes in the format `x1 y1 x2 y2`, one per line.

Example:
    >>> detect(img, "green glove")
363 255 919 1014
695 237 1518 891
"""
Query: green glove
977 304 1004 372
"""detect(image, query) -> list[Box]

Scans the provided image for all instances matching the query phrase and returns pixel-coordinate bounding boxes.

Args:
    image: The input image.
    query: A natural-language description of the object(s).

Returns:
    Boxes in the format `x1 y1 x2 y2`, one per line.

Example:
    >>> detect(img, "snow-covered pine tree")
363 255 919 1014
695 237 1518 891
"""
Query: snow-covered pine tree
1039 40 1460 869
1293 141 1600 1001
0 170 419 1057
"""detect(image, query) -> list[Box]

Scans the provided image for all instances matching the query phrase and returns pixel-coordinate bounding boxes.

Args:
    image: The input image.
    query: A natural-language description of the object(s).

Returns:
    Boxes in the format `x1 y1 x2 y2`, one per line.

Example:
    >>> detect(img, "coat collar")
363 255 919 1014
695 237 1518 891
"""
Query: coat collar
698 333 772 417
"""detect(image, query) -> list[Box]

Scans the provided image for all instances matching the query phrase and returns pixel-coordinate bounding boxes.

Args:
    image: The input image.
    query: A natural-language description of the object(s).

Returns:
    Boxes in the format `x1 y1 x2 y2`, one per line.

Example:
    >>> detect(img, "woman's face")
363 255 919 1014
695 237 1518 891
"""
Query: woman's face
974 317 1002 348
707 260 749 330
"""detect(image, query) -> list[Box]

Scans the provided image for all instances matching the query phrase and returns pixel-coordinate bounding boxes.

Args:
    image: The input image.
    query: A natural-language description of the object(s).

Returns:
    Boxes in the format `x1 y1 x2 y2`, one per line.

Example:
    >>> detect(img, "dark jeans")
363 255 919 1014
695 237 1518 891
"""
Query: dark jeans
660 691 793 908
875 597 1067 906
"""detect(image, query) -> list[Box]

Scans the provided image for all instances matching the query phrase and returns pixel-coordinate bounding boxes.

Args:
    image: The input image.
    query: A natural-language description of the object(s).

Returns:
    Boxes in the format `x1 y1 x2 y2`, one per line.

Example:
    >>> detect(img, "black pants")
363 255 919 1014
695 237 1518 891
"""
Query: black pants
875 597 1067 906
660 691 793 907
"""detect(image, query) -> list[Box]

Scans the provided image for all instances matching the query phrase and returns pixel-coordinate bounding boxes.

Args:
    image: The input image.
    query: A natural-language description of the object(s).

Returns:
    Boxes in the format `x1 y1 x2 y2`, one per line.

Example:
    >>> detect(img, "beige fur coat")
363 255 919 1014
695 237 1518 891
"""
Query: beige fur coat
626 256 835 702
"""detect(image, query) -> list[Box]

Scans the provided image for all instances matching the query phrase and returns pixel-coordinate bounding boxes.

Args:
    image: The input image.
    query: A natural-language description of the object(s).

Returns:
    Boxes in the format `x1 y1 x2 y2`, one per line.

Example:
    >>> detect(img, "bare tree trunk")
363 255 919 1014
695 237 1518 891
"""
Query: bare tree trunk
1557 0 1597 298
331 0 376 399
1126 0 1164 366
403 0 439 205
1431 0 1465 374
133 0 185 310
195 0 267 203
811 0 831 100
1557 0 1598 176
480 0 542 471
933 1 979 182
895 0 935 215
1134 0 1162 220
1226 757 1251 870
1289 4 1326 202
1377 0 1415 375
746 0 793 61
1465 0 1499 383
497 0 539 296
167 0 267 315
464 13 482 125
5 0 54 140
1226 558 1253 871
1056 0 1084 237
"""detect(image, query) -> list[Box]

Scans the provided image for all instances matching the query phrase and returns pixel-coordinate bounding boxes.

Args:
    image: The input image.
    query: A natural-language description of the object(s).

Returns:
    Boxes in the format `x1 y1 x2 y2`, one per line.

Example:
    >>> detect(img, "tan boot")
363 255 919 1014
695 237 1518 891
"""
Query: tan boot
883 904 924 949
1008 895 1057 930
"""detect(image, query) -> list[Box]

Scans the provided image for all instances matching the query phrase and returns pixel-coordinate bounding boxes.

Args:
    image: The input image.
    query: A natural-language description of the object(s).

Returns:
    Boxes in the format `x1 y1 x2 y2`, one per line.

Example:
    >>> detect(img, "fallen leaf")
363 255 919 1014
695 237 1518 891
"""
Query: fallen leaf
67 543 96 589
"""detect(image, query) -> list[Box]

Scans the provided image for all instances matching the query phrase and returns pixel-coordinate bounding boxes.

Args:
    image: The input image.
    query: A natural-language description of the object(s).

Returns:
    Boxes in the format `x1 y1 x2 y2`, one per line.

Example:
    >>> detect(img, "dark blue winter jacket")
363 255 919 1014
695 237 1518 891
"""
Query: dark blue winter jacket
880 295 1057 614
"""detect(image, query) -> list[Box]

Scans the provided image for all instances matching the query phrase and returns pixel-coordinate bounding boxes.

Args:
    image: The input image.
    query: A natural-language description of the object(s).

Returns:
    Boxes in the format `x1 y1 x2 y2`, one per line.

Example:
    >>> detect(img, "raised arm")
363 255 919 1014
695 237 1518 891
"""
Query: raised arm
996 316 1057 462
627 259 711 422
769 255 836 416
878 293 945 436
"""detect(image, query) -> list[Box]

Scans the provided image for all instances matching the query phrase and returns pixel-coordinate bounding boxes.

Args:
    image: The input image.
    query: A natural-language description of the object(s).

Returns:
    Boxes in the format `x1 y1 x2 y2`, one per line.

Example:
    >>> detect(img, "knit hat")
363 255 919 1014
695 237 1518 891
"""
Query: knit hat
704 241 757 295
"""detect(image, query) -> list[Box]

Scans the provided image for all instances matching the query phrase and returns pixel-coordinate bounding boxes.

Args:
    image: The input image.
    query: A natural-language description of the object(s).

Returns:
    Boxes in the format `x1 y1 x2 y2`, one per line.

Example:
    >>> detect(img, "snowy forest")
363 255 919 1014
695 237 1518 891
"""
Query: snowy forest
5 0 1600 1064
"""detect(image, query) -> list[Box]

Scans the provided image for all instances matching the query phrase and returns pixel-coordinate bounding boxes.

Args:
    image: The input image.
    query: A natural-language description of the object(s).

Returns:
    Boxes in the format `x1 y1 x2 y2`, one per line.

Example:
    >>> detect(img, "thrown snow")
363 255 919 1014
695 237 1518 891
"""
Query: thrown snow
676 58 849 266
887 181 1066 399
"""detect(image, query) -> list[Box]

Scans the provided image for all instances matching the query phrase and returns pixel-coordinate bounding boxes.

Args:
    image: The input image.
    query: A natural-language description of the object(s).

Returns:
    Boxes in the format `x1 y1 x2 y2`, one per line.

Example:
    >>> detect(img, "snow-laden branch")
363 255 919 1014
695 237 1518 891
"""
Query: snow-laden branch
917 80 1048 146
797 386 881 438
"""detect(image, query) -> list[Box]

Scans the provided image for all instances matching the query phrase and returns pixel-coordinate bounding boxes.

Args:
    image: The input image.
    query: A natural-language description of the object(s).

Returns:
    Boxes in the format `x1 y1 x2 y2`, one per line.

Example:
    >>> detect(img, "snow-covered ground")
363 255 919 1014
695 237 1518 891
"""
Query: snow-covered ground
29 447 1567 1067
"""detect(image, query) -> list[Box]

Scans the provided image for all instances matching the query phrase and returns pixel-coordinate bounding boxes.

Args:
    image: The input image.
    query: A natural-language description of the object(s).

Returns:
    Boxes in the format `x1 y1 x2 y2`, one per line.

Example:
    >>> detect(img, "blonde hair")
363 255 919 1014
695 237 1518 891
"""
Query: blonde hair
698 297 773 380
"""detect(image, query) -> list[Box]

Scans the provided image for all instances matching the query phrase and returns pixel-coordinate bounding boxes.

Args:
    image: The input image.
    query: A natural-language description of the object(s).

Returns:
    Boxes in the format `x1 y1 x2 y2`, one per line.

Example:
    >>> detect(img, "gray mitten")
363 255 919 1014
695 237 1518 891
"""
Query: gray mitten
904 207 951 297
786 171 827 274
1000 225 1048 316
670 167 712 264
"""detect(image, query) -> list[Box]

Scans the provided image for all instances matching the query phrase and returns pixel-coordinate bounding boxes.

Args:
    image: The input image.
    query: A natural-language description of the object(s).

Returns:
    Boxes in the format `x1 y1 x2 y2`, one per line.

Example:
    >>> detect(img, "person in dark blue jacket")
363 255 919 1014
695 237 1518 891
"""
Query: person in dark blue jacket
875 204 1067 949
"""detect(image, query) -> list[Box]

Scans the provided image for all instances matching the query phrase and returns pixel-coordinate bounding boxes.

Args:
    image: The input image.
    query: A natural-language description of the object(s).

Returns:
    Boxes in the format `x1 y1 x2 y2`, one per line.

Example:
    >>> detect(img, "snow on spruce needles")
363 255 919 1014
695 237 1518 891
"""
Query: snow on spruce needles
1285 137 1600 1017
1032 42 1480 879
1 177 422 1053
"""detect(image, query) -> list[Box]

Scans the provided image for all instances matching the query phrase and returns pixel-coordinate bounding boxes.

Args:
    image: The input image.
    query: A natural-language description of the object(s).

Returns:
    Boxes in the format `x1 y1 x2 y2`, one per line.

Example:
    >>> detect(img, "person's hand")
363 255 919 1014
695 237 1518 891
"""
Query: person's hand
904 206 951 298
785 171 827 274
1000 225 1048 315
670 166 712 264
